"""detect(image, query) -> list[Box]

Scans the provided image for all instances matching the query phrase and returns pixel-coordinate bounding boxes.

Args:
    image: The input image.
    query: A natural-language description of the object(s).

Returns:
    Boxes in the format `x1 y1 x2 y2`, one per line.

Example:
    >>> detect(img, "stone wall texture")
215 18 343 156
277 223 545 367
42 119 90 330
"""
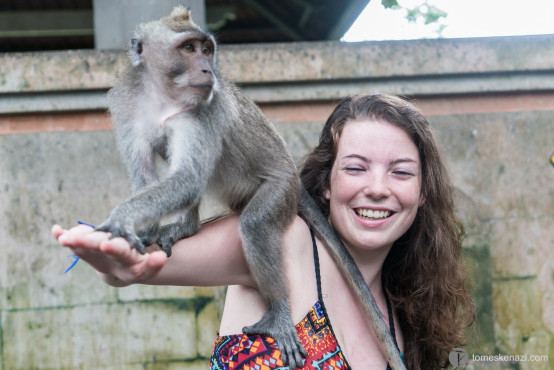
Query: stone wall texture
1 35 553 369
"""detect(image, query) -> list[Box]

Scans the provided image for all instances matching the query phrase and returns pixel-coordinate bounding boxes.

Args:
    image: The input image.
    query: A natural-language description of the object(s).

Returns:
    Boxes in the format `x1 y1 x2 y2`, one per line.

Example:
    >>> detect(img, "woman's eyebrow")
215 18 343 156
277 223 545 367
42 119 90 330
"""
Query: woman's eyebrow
390 158 419 165
343 154 369 161
343 155 419 165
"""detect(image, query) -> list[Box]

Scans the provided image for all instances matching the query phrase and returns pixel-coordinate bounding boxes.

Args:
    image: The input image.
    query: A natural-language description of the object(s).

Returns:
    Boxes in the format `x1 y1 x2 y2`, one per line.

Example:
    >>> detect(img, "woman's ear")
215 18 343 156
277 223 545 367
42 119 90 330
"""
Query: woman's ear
324 188 331 200
419 192 426 207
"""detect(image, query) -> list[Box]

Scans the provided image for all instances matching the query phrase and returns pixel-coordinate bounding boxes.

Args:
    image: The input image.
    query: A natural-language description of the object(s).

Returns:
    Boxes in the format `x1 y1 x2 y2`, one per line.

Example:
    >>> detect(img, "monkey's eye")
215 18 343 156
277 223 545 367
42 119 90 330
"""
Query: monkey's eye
182 43 195 52
202 46 211 55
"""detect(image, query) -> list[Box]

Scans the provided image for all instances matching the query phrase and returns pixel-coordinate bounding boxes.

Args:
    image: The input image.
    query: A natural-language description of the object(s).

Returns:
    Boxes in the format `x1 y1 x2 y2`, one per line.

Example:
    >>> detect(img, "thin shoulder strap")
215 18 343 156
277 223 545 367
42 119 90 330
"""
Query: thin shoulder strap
309 228 324 302
310 229 403 367
385 284 403 368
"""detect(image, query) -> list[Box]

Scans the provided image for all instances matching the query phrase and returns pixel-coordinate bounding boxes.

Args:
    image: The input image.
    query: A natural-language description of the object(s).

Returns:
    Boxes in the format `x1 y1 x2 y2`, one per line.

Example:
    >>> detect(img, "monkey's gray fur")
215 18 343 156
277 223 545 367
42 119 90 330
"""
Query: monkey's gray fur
97 7 405 370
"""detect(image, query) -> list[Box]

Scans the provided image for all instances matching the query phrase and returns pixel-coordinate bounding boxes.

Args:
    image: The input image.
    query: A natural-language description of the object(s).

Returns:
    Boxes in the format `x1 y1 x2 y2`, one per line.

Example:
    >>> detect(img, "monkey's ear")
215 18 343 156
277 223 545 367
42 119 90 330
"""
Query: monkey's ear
130 38 143 67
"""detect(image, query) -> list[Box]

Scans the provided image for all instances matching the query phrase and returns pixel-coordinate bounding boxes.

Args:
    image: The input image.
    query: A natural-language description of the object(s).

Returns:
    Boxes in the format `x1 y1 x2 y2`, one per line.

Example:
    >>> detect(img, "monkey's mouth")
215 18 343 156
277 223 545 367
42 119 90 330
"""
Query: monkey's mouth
355 208 392 220
189 84 213 89
188 84 214 100
189 84 214 98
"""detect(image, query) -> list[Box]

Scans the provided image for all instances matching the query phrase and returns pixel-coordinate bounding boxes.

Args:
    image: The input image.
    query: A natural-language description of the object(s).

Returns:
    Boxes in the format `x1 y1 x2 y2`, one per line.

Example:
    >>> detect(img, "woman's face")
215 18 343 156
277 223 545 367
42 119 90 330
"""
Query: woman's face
324 119 423 254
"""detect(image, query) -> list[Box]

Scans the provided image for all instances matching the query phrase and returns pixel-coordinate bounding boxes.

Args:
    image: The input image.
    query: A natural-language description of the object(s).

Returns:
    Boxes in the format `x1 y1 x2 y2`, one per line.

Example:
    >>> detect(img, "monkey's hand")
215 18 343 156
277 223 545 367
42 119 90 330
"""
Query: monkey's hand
157 223 181 257
97 216 147 254
242 300 306 369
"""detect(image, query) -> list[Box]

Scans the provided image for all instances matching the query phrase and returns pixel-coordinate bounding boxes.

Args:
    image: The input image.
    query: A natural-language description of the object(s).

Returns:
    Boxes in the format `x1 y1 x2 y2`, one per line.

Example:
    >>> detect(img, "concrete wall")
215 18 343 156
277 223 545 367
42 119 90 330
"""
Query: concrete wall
1 35 553 368
93 0 206 50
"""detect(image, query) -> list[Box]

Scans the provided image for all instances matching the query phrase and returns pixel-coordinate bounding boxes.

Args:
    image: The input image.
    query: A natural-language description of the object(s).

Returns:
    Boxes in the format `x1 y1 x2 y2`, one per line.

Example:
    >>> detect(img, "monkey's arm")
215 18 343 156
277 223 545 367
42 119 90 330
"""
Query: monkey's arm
123 139 159 195
114 129 163 247
111 117 160 194
98 119 222 253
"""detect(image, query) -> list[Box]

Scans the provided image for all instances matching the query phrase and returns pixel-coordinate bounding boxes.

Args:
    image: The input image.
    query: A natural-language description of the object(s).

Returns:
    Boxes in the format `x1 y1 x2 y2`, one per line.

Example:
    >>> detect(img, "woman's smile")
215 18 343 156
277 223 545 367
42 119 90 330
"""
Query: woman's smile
354 208 392 220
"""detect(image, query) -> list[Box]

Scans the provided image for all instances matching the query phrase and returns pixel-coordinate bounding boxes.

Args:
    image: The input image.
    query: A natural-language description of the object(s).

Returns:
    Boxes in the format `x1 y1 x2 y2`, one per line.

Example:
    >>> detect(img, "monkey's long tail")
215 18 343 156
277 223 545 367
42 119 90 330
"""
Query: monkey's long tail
298 186 407 370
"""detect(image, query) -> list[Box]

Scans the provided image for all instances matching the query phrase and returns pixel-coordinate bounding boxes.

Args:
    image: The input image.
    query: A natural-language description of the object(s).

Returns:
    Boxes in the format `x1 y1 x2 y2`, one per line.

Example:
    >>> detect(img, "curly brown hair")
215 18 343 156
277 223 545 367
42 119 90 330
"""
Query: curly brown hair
300 94 475 369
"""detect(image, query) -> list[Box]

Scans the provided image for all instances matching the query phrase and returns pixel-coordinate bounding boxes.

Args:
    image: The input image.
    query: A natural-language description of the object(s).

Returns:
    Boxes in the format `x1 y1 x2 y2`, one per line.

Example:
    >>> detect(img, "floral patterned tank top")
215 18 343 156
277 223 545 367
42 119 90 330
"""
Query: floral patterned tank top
209 229 401 369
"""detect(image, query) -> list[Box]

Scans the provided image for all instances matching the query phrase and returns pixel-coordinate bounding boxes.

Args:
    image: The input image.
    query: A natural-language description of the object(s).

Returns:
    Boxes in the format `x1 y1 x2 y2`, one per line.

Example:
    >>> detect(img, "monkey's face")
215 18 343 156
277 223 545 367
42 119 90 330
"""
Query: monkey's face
168 32 217 104
132 21 218 107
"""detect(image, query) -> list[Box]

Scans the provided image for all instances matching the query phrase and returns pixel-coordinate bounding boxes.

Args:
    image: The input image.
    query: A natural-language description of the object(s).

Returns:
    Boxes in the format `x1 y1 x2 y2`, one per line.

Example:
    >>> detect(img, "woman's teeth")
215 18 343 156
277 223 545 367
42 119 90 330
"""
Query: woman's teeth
356 209 391 220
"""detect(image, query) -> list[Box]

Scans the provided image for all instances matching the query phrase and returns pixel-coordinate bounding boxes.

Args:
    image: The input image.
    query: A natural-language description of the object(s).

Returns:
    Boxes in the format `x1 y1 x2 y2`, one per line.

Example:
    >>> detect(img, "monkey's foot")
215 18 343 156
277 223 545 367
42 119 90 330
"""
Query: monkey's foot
157 222 199 257
242 303 306 369
96 222 146 254
156 224 180 257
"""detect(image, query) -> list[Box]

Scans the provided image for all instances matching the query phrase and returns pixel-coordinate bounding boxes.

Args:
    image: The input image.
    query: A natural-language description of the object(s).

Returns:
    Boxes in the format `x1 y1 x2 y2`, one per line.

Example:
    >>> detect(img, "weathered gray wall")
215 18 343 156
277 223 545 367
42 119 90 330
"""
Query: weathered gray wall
1 35 553 368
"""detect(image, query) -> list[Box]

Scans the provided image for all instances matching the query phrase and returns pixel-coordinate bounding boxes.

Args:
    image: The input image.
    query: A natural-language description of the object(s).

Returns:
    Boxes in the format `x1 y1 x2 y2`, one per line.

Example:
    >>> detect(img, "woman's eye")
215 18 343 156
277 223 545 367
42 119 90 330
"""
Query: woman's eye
392 170 414 177
345 167 364 173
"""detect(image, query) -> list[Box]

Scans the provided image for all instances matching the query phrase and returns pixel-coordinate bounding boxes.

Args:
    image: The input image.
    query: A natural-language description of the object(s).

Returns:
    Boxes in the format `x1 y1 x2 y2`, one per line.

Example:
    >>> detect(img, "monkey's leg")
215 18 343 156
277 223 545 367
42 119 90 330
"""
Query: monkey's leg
239 180 305 369
156 205 200 256
298 187 406 370
99 138 161 253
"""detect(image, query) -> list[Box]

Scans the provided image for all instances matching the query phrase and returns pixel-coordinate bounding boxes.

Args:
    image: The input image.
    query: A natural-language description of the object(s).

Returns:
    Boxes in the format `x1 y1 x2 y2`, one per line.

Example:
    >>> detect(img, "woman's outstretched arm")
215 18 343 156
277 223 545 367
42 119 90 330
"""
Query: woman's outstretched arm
52 215 254 288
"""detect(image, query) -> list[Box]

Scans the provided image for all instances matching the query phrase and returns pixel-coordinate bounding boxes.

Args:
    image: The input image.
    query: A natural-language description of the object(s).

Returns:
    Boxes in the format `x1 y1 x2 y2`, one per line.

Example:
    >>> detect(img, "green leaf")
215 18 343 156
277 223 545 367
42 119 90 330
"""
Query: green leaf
381 0 399 9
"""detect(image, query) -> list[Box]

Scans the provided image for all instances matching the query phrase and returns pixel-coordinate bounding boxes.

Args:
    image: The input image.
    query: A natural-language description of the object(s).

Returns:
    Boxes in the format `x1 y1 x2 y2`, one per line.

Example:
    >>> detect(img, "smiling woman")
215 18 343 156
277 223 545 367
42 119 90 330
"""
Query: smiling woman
300 94 475 368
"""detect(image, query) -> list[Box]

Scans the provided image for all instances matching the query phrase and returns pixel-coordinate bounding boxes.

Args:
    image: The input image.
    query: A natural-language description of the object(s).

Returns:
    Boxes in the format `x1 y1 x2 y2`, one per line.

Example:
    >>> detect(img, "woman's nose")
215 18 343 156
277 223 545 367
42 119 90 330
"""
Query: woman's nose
362 172 391 199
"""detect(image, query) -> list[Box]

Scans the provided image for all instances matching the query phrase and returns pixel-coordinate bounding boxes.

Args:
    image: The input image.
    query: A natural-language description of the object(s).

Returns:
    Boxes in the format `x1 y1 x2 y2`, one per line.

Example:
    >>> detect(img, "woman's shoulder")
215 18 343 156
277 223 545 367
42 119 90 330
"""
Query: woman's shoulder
282 216 316 272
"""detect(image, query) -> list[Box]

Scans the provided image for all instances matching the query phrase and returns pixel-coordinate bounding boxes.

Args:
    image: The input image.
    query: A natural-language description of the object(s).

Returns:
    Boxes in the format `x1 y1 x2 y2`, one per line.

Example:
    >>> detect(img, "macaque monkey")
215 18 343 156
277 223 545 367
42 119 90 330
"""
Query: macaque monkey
98 7 406 370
